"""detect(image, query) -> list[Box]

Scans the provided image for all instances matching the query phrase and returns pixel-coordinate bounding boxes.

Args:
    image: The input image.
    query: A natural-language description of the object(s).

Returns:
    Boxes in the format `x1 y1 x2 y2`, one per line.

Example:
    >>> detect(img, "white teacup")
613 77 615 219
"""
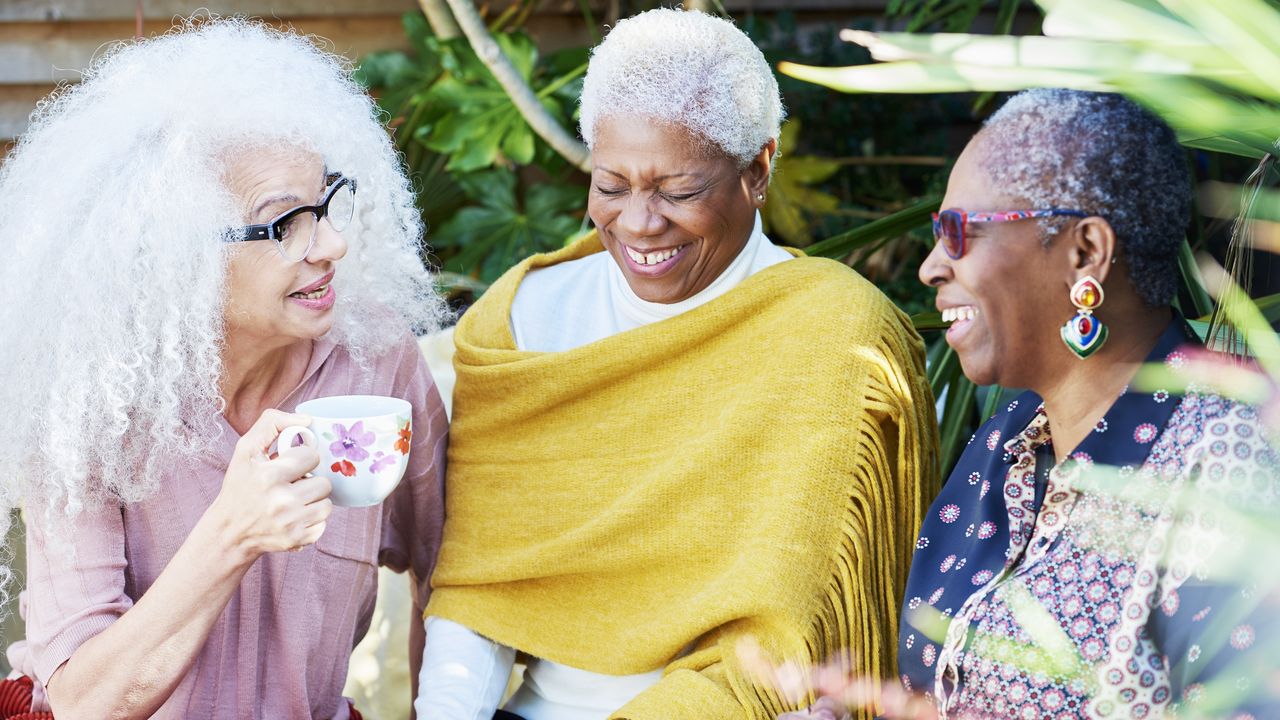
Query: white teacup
280 394 413 507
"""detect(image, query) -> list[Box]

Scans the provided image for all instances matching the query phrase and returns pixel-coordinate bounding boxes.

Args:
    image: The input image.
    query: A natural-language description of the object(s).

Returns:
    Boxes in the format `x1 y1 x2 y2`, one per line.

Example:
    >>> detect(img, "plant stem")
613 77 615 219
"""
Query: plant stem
417 0 461 40
444 0 593 172
577 0 602 43
536 62 589 100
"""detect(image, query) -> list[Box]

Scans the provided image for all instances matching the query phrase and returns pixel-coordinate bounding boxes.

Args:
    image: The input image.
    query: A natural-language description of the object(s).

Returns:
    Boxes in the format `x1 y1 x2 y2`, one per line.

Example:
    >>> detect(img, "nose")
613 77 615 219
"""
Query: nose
918 238 953 289
306 214 348 264
616 192 667 238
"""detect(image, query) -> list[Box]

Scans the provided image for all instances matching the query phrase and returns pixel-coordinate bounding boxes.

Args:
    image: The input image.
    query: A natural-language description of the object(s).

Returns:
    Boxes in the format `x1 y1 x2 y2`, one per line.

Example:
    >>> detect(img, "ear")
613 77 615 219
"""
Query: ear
745 138 776 207
1066 215 1118 286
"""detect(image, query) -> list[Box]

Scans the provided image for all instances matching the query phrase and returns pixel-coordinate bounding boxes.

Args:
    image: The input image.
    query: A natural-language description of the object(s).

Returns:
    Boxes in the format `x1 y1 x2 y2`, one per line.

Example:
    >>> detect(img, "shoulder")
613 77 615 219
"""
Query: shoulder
460 233 605 344
765 256 917 339
325 332 437 400
958 390 1043 464
511 251 611 316
1176 394 1280 506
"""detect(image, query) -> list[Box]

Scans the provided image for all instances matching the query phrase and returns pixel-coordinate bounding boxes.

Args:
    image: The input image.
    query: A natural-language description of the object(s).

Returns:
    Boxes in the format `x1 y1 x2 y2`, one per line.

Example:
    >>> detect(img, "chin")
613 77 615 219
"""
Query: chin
956 354 999 388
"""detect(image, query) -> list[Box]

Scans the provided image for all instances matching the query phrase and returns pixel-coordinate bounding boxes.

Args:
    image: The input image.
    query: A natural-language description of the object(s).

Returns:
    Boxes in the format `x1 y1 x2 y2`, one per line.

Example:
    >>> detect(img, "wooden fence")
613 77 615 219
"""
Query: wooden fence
0 0 894 147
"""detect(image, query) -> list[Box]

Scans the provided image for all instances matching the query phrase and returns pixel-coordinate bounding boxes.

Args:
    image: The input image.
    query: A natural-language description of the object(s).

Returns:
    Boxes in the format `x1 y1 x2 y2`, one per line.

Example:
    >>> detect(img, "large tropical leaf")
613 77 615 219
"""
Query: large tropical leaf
779 0 1280 161
762 120 841 246
805 195 940 259
433 170 583 283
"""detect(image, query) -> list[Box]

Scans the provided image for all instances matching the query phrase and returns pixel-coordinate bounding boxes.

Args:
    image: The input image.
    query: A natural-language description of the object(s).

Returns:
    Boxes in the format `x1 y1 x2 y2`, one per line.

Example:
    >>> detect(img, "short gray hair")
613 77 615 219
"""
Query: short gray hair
979 89 1190 306
578 8 785 167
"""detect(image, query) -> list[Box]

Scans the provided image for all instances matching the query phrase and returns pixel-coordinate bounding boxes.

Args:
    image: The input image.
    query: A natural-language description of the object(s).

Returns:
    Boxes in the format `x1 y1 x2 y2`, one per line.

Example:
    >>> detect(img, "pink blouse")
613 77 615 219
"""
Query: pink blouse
11 333 447 719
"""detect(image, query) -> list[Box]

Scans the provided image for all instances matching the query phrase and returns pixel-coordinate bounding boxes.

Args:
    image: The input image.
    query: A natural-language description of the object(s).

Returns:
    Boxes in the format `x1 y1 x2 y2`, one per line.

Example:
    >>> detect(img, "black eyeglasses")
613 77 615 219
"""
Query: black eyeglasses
227 173 357 262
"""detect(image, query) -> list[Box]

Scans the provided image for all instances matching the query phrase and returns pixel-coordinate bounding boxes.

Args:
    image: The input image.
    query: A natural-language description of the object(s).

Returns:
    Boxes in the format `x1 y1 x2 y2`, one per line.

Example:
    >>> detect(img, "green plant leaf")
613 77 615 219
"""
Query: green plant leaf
912 310 947 331
433 170 583 283
1037 0 1200 44
762 120 842 245
779 58 1114 95
806 195 940 259
1158 0 1280 97
500 124 537 165
495 31 539 82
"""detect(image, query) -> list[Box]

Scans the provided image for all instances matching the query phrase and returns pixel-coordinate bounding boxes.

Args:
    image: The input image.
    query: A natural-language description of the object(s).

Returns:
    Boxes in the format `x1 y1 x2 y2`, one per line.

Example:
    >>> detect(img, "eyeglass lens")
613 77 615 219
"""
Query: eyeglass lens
936 211 964 259
276 180 356 262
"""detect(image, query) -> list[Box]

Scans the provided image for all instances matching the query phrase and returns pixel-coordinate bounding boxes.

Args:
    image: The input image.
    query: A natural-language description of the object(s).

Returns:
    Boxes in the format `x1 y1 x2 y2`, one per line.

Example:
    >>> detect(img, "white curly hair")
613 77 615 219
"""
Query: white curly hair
0 17 447 591
578 8 785 168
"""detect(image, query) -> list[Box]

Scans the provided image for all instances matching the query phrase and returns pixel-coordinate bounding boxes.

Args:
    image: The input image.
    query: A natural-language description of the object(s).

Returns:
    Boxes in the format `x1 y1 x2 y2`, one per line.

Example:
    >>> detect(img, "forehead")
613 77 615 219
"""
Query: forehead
591 115 732 177
222 146 326 219
941 135 1026 213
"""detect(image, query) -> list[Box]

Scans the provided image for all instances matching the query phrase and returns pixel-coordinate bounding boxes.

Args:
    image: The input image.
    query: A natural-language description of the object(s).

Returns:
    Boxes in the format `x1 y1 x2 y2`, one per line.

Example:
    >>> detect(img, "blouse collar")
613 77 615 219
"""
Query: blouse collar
1000 314 1199 474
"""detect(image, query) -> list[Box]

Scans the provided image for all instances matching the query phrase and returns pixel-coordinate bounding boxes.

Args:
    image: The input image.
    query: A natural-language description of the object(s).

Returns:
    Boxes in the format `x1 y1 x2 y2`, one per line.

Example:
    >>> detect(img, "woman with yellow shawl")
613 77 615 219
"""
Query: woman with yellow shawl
415 9 938 720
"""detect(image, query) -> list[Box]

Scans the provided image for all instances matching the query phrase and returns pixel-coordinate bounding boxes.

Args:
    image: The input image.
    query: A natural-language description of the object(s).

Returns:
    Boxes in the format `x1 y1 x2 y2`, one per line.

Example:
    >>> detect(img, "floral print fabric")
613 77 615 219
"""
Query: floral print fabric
899 319 1280 718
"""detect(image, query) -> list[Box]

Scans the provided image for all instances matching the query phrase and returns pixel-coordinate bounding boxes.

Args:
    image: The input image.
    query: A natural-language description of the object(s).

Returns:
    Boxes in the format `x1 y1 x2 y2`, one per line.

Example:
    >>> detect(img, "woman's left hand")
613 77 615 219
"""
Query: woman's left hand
777 697 851 720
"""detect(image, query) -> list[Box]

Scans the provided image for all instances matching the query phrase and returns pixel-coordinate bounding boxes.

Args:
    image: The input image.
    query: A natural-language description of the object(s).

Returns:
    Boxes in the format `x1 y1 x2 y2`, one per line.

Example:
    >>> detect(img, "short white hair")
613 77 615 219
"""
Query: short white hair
578 8 785 167
0 18 447 562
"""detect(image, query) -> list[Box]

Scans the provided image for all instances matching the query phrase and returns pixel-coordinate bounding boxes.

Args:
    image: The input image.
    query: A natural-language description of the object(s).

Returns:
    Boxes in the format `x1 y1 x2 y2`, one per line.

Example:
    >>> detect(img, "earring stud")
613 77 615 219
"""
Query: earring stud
756 193 765 203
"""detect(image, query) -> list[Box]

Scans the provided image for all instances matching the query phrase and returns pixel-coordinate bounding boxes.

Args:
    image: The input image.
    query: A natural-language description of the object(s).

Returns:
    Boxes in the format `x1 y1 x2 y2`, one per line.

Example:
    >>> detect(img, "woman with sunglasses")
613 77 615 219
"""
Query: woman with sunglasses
887 89 1280 719
0 20 449 718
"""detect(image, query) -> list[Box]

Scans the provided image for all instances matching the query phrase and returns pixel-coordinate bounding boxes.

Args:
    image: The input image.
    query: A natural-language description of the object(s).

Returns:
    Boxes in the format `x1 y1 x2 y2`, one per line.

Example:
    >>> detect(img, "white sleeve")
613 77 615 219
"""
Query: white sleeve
415 616 516 720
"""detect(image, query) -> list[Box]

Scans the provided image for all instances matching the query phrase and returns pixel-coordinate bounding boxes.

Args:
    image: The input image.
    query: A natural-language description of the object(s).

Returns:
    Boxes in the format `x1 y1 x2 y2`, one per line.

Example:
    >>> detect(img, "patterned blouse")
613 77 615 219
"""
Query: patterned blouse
898 319 1280 719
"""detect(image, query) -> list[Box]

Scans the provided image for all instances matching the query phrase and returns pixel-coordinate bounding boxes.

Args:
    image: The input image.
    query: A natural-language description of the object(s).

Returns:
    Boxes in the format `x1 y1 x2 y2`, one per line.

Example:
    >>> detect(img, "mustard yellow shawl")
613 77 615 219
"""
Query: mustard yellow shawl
428 234 939 719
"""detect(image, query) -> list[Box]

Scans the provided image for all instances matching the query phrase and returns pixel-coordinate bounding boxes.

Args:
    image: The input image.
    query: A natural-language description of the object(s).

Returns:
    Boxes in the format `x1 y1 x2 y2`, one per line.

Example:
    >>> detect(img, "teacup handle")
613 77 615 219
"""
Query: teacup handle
278 426 317 456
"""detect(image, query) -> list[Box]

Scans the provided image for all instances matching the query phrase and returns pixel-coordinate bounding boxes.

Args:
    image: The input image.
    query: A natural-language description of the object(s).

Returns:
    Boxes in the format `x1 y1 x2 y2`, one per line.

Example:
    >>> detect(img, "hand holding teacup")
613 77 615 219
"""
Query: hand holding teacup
210 408 331 556
280 394 414 507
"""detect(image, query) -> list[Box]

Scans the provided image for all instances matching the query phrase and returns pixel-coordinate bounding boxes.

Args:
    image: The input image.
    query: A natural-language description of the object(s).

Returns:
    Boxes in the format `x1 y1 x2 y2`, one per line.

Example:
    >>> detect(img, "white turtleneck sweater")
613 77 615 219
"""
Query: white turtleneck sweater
416 214 792 720
510 213 793 352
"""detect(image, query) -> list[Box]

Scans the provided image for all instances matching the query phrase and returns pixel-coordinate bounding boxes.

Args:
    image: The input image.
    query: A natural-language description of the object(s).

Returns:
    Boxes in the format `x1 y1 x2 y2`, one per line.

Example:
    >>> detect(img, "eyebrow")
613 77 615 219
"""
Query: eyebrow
596 166 697 182
250 170 330 219
252 193 303 219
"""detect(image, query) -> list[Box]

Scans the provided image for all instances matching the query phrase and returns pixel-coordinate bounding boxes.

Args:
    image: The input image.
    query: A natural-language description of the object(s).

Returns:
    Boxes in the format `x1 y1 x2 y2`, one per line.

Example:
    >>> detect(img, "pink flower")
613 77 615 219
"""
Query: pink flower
369 451 397 474
330 421 375 462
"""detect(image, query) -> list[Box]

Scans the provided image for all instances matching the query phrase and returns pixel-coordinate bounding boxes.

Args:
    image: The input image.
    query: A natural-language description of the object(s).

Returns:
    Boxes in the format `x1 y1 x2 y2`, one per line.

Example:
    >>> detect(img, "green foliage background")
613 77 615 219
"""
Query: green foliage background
358 0 1280 480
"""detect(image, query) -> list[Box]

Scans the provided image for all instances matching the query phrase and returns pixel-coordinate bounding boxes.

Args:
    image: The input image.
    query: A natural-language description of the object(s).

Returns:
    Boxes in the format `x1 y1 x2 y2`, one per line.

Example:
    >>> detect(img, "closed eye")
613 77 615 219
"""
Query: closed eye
594 185 627 196
660 190 702 202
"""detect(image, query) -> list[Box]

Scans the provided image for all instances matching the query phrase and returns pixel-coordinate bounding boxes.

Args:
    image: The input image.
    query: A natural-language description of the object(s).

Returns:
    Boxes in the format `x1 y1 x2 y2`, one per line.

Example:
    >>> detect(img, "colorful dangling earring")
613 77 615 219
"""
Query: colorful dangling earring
1060 275 1107 359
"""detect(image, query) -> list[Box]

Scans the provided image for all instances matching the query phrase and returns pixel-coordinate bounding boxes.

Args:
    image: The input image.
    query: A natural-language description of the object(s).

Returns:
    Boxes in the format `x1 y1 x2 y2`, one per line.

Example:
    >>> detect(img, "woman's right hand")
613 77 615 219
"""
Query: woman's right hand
210 409 332 558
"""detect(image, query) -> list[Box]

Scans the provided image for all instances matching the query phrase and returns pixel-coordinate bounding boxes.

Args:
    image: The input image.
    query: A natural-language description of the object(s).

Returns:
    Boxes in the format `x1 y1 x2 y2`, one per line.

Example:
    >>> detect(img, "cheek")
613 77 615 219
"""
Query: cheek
225 252 292 311
587 195 620 228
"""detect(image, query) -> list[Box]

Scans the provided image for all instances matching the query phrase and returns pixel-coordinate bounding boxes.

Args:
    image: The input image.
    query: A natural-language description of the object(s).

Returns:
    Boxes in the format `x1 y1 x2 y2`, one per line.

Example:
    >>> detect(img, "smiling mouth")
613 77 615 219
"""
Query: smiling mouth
941 306 980 323
290 283 330 300
624 244 687 266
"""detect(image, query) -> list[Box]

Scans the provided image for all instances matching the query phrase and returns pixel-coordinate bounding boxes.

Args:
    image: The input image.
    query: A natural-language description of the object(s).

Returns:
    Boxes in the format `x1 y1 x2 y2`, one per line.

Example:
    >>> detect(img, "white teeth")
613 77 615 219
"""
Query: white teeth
293 284 328 300
625 245 684 266
942 306 979 323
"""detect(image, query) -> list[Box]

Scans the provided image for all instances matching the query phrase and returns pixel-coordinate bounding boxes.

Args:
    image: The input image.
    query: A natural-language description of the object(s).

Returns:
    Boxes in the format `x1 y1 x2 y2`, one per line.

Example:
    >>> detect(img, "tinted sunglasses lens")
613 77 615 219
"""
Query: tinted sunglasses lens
938 211 964 258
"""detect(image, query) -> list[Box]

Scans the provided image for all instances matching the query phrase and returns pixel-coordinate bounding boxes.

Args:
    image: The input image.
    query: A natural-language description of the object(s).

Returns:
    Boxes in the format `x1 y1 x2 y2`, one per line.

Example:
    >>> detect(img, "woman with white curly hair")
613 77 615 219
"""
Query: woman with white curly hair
414 9 938 720
0 19 449 719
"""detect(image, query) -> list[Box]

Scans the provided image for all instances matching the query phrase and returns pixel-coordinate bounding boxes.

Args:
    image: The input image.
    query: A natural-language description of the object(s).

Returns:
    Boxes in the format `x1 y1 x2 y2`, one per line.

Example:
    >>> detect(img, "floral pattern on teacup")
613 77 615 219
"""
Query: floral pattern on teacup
369 451 397 474
330 421 375 462
320 417 412 479
395 420 412 455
